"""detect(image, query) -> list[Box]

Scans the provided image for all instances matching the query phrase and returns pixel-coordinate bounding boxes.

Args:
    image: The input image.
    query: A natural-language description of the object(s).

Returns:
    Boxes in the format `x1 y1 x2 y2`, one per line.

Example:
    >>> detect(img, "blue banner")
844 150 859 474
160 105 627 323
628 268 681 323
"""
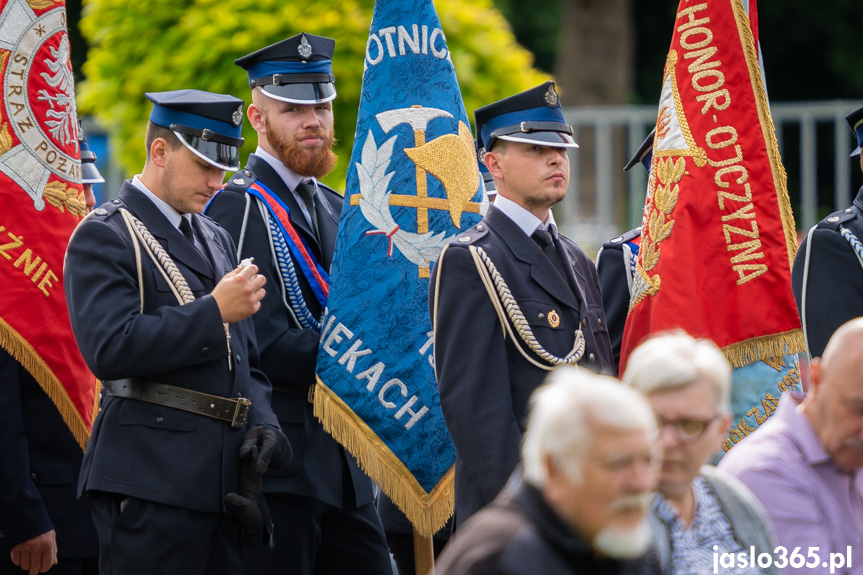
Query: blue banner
313 0 487 536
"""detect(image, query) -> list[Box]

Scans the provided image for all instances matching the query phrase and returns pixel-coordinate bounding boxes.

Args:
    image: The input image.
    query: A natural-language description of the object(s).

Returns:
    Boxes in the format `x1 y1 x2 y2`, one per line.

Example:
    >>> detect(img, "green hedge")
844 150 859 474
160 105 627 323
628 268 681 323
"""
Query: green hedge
79 0 548 190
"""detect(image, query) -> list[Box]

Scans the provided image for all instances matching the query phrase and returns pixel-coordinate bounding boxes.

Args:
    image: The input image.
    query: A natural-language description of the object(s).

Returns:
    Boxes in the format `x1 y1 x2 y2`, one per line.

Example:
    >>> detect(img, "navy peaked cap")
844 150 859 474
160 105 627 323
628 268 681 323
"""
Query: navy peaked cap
474 81 577 154
146 89 245 170
78 121 104 184
235 33 336 104
623 128 655 172
846 105 863 158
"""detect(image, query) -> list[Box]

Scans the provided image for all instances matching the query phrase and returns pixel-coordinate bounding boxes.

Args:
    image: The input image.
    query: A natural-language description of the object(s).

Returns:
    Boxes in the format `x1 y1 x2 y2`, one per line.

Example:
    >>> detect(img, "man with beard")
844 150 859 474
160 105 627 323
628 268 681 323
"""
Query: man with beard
205 34 392 575
435 367 662 575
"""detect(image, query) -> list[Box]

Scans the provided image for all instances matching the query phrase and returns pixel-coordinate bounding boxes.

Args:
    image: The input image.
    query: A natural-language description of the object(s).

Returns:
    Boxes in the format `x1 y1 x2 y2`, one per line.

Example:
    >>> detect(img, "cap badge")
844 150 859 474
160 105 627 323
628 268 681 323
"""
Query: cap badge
232 105 243 127
544 84 559 107
298 34 313 59
548 309 561 328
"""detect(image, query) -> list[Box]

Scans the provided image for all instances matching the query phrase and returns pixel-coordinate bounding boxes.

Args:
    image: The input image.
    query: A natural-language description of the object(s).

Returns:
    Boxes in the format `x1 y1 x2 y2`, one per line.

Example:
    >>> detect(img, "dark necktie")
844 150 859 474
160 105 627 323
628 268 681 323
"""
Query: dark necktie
179 216 195 245
295 182 320 243
532 228 568 281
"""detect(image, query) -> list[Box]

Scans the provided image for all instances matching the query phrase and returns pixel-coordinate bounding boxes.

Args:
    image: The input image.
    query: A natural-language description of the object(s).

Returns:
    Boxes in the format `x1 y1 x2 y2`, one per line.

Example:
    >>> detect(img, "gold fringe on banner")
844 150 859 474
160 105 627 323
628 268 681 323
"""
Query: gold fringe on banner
0 317 98 451
731 0 798 269
722 328 807 368
314 377 454 537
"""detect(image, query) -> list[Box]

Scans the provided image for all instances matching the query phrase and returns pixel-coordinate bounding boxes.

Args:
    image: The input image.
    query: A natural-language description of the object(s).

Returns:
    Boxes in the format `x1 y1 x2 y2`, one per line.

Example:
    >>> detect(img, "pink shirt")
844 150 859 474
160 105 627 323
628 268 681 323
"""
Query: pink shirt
719 392 863 574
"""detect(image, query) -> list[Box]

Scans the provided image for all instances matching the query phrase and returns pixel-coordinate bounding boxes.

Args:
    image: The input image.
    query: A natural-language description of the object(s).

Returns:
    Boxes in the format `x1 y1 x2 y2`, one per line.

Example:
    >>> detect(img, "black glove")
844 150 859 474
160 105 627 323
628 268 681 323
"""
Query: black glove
239 424 292 475
225 445 274 549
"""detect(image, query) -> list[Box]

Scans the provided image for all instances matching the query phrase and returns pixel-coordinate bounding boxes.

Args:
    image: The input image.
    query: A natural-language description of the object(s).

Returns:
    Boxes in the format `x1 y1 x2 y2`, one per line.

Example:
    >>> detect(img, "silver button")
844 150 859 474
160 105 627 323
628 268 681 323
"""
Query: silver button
846 208 854 214
476 224 485 232
112 199 121 204
589 353 596 363
598 318 603 326
245 170 252 177
236 354 242 363
156 416 164 423
538 313 545 320
201 347 210 355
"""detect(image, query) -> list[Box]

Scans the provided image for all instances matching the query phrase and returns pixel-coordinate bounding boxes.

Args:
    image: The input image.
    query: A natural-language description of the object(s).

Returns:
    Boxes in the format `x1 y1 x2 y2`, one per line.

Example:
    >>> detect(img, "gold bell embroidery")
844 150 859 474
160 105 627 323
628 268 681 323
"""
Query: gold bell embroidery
548 309 560 328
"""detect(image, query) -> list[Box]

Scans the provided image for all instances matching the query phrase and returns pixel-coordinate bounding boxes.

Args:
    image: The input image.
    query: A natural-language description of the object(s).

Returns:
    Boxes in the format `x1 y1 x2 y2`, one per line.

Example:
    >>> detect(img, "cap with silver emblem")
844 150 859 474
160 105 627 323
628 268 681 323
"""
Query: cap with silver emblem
474 81 578 154
845 105 863 158
78 121 105 185
146 89 245 171
235 33 336 105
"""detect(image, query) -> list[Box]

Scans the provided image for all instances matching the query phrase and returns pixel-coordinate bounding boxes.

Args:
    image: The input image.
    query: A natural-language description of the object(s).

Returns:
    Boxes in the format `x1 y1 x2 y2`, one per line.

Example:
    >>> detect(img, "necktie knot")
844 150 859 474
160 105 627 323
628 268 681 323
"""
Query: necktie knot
531 228 555 249
295 182 317 203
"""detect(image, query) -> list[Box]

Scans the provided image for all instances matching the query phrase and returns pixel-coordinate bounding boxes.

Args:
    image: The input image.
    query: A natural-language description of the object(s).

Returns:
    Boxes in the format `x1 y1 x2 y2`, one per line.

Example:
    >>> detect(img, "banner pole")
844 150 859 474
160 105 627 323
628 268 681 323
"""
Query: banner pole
413 530 434 575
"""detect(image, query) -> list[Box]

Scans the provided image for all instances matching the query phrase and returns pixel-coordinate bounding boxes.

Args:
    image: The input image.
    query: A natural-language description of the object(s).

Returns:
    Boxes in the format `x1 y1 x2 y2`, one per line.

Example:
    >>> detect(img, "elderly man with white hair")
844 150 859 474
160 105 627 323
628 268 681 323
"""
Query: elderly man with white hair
434 367 662 575
623 331 780 575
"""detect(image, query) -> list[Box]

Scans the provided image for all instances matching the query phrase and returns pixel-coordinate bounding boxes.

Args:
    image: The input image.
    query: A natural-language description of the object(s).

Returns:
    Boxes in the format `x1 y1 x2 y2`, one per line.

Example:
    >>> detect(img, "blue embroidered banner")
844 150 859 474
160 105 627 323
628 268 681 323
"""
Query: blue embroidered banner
313 0 487 536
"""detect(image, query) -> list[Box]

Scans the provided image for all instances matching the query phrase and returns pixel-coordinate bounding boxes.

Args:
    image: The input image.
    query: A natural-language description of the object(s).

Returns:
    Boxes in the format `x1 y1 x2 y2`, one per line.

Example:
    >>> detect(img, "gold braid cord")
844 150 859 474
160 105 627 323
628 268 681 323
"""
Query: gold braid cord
469 246 585 370
120 209 194 305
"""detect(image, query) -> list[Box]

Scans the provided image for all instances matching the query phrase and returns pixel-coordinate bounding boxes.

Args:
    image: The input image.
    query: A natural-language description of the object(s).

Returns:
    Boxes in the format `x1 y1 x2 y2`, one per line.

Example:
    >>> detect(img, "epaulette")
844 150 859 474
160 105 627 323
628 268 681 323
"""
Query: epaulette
602 226 642 249
817 206 858 231
222 168 258 194
450 221 490 246
90 198 124 219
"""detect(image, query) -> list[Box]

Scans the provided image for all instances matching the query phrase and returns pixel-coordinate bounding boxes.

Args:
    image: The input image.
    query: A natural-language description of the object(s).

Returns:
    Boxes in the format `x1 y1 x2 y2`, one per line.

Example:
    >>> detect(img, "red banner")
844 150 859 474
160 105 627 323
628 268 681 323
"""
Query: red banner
620 0 803 372
1 0 98 447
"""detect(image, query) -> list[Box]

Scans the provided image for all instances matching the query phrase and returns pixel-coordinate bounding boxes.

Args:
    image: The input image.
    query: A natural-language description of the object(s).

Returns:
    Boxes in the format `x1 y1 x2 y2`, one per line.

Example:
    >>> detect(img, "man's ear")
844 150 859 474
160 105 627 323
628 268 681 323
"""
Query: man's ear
149 137 169 168
484 150 504 179
247 102 265 133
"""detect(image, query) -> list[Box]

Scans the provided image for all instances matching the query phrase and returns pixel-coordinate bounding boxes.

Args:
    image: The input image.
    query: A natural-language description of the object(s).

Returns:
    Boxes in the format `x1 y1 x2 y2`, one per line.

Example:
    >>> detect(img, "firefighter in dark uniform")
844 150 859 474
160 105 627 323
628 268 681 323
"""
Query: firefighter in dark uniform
596 129 653 373
205 34 392 575
0 127 104 575
792 105 863 359
429 82 613 527
64 90 289 575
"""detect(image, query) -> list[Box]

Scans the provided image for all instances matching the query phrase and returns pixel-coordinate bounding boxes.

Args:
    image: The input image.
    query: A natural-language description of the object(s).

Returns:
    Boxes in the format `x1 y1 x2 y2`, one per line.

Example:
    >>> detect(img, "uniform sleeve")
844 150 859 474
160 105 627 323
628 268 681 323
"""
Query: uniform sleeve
206 191 319 393
430 245 523 505
0 351 53 547
64 217 228 380
595 245 628 372
791 228 863 359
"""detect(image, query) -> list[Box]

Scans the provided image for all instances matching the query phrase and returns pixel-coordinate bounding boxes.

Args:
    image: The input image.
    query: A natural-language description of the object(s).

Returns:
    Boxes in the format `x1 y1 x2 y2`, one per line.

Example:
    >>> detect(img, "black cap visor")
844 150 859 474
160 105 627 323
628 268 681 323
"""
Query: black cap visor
496 130 578 149
175 131 241 171
259 82 336 104
81 161 105 184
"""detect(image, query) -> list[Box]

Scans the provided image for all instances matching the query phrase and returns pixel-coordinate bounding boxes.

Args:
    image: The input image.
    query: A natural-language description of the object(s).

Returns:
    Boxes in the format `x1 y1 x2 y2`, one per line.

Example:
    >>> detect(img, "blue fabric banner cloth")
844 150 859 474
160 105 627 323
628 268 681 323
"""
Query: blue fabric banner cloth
313 0 487 536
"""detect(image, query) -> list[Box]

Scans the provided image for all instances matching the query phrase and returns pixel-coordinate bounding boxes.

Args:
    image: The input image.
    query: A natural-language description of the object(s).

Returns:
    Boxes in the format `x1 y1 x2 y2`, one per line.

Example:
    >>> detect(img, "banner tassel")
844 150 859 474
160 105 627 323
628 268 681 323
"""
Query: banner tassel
722 328 807 368
314 378 454 537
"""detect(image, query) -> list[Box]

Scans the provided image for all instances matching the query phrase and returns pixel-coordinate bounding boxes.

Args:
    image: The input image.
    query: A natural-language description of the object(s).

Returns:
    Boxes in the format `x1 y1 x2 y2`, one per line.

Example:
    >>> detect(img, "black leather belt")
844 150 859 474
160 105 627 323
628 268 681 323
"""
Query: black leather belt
106 378 251 428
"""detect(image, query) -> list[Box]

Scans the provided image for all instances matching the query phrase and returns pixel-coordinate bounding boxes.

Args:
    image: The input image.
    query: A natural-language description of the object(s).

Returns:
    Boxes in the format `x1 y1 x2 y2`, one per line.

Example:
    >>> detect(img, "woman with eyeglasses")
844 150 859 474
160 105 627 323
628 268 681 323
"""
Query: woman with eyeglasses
622 330 781 575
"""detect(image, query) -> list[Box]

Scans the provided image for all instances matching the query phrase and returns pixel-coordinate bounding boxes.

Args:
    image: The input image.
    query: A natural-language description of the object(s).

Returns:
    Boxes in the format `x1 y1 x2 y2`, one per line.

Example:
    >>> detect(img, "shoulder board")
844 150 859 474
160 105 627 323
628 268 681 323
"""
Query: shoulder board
222 168 258 194
90 198 123 219
450 221 490 246
817 206 858 231
602 226 642 248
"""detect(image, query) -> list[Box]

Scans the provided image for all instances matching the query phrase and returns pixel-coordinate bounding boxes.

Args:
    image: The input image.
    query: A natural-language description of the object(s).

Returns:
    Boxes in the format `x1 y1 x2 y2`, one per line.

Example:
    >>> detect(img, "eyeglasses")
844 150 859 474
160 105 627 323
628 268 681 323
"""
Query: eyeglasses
655 415 719 443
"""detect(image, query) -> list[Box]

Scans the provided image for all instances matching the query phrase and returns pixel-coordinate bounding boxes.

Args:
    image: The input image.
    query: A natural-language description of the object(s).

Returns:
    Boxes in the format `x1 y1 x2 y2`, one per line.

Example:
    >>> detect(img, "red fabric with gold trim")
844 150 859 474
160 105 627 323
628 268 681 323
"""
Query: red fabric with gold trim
0 0 97 447
619 0 803 374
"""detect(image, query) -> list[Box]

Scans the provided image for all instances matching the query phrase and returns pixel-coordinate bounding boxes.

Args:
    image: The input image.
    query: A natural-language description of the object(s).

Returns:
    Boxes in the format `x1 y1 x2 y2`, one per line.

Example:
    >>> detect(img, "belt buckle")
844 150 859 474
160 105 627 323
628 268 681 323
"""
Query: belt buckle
231 398 251 428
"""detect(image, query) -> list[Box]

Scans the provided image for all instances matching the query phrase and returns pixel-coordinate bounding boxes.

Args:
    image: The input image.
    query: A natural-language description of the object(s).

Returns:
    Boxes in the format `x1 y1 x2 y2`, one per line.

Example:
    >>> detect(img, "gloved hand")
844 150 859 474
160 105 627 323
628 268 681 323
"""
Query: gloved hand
225 445 274 550
239 424 292 475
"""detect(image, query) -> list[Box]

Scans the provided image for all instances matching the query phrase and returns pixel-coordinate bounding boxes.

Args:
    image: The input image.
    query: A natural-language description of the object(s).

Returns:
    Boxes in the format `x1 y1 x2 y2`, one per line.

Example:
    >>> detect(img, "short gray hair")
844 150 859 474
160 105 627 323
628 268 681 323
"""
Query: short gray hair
521 367 656 486
622 330 731 412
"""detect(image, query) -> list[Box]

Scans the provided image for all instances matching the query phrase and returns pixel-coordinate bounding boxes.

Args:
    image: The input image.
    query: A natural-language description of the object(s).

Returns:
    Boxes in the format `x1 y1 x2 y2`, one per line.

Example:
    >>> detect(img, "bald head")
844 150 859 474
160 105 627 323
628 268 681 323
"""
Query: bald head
805 317 863 471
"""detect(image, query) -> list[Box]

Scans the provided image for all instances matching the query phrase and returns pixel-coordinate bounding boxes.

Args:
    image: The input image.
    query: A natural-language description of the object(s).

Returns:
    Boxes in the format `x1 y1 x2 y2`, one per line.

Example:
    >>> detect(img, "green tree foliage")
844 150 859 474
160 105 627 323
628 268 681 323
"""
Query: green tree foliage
78 0 547 190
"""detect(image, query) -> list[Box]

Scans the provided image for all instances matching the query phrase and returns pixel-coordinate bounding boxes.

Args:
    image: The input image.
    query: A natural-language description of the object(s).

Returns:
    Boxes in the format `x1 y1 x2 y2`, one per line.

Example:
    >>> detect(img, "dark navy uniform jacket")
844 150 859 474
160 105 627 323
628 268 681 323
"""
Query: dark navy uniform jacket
0 349 97 557
429 205 613 526
64 182 278 512
595 227 642 374
206 154 373 508
792 187 863 359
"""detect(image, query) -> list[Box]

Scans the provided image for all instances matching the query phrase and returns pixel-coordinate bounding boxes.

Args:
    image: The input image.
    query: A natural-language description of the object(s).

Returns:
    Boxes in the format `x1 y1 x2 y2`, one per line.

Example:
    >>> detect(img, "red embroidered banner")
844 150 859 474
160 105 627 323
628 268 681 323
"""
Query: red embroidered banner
619 0 804 373
0 0 98 448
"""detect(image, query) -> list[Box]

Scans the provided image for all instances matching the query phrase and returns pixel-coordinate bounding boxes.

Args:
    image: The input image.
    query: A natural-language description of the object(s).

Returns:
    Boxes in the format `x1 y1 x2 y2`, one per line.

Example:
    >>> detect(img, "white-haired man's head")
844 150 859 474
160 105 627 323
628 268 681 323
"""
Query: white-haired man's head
521 367 659 558
622 330 732 500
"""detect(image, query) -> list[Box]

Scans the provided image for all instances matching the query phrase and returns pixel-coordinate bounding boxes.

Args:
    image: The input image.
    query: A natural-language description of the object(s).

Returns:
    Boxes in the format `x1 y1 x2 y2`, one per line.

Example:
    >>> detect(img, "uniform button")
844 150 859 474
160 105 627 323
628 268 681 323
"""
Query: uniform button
598 318 603 326
538 313 545 320
31 473 37 480
589 353 596 363
236 354 242 363
201 347 210 355
156 416 164 423
846 208 854 214
476 224 485 232
112 199 121 205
